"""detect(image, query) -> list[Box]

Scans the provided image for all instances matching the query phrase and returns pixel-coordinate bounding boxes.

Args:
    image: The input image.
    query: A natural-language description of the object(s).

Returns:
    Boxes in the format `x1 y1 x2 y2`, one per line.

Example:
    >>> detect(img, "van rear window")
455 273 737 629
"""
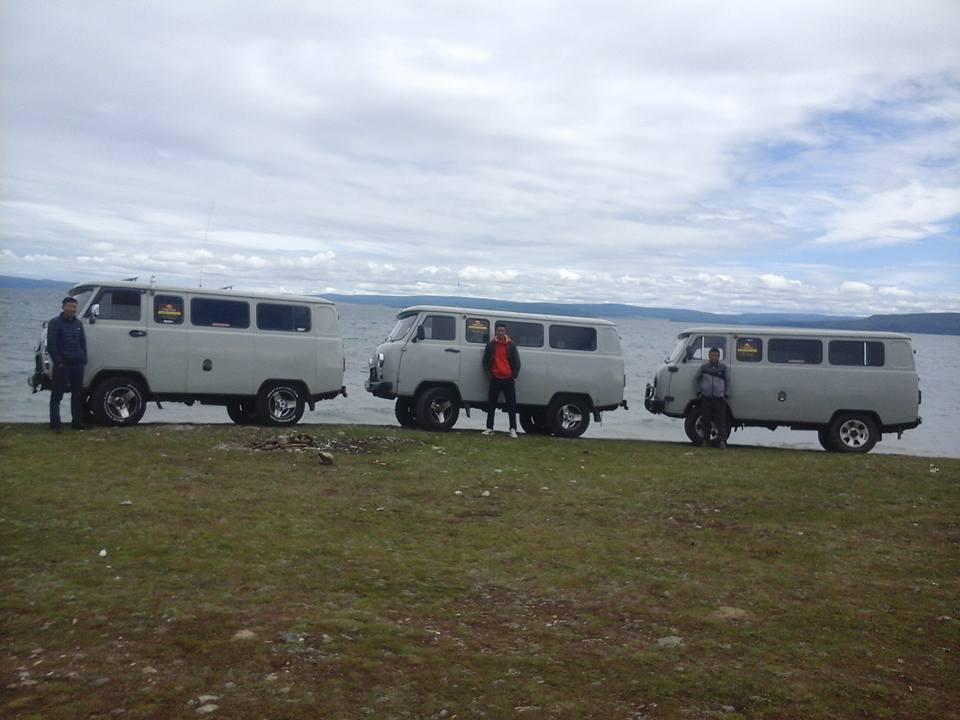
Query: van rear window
829 340 885 367
769 338 822 364
501 321 544 348
191 298 250 328
549 325 596 351
257 303 311 332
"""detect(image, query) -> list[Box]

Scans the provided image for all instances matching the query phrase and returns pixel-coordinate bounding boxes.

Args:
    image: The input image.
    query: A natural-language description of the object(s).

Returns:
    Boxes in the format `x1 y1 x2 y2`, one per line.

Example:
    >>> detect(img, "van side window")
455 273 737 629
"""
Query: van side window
95 289 142 321
769 338 822 364
465 318 489 343
422 315 456 341
735 337 762 362
191 298 250 329
257 303 311 332
154 295 184 325
687 335 726 360
501 321 544 348
829 340 885 367
550 325 596 351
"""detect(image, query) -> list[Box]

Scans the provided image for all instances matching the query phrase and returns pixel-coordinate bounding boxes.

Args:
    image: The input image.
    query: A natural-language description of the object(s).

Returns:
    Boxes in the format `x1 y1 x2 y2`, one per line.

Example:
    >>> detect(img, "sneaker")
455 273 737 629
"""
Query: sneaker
481 429 494 436
509 429 518 438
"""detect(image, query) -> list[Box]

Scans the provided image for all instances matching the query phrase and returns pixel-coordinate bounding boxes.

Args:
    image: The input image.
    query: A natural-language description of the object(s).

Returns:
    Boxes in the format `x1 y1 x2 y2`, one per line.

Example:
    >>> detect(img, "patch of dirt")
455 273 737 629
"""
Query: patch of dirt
239 433 421 455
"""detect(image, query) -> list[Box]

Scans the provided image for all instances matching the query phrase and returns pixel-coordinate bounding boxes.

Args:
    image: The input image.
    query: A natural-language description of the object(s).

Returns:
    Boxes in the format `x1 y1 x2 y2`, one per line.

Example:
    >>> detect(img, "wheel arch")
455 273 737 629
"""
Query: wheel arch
546 391 593 410
89 370 152 397
828 409 883 432
414 381 463 405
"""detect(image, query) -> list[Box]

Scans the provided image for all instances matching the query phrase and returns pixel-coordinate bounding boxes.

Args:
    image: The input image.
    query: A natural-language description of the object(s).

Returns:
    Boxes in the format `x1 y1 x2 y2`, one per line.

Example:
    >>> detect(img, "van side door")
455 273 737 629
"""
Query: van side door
84 287 148 386
186 296 255 395
396 313 461 396
147 293 189 393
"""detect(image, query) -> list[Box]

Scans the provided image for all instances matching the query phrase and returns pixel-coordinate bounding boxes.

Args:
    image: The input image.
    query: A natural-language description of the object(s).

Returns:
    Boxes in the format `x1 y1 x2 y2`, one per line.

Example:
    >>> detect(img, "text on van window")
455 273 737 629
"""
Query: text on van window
154 295 184 325
257 303 311 332
769 338 822 364
94 289 142 321
828 340 884 367
736 337 762 362
465 318 489 344
549 325 596 351
191 298 250 329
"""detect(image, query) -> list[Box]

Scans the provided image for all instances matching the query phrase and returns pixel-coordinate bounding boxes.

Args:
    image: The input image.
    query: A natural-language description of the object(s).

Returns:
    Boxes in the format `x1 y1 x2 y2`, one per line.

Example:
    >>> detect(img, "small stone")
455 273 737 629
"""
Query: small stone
90 676 111 687
119 500 133 506
481 490 491 497
454 490 463 496
318 451 335 465
232 629 257 640
656 636 684 648
98 549 108 558
141 666 158 674
224 682 236 689
712 606 749 621
722 705 735 712
320 634 333 644
197 695 219 703
195 704 219 715
277 632 302 644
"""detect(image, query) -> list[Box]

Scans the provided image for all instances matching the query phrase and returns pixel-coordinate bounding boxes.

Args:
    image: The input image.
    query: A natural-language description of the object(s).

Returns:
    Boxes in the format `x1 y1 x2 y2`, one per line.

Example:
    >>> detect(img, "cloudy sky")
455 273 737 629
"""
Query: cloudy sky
2 1 959 314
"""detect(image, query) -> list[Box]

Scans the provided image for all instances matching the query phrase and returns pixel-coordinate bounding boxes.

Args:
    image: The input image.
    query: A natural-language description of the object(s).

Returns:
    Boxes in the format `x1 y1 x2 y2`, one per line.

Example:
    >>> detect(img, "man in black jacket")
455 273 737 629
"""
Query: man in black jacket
481 322 521 437
47 296 88 430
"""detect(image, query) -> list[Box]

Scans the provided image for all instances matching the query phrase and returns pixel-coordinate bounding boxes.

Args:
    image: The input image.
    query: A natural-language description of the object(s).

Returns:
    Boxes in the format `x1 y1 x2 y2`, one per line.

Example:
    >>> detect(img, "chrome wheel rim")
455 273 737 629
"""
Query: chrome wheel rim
695 416 719 441
267 388 299 422
429 398 455 424
558 404 583 431
838 419 869 448
105 386 141 422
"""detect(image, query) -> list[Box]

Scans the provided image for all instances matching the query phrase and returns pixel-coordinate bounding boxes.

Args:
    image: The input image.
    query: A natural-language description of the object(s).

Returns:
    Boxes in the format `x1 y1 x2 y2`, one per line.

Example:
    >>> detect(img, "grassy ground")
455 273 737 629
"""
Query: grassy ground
1 423 958 720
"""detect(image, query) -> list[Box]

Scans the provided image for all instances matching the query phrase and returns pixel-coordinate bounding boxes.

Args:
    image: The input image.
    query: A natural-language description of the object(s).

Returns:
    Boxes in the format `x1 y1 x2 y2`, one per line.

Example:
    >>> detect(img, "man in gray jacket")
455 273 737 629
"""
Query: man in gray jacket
694 347 730 448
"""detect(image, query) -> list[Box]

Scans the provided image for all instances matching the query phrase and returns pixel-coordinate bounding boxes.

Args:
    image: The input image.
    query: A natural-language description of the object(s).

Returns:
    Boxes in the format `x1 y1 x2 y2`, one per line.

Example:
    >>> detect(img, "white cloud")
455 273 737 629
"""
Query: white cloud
759 274 802 290
840 281 873 294
878 286 914 297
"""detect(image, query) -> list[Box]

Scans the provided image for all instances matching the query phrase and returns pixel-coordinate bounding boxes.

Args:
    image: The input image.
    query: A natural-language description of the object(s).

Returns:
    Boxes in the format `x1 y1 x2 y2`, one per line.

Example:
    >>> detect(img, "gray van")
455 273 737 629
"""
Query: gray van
644 326 921 453
30 279 347 426
365 305 627 437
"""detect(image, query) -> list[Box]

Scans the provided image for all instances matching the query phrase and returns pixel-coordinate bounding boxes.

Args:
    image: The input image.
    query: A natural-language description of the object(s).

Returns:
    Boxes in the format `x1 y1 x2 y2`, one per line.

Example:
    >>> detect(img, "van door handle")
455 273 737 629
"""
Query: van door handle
129 330 147 337
444 348 460 353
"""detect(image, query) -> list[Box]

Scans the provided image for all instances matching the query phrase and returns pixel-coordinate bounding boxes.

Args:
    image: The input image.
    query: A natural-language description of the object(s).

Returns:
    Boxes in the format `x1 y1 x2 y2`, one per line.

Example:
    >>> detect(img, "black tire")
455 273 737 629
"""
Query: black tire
227 399 260 425
546 396 591 438
415 386 460 432
258 382 305 426
684 406 731 447
829 413 878 454
92 376 147 427
519 409 549 435
394 397 418 428
817 427 836 452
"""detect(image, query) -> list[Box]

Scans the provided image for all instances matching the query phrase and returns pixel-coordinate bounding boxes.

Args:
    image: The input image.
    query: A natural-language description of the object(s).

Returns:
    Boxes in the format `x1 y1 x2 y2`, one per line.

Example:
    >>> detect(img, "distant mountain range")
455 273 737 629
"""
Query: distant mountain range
1 277 955 335
320 293 960 336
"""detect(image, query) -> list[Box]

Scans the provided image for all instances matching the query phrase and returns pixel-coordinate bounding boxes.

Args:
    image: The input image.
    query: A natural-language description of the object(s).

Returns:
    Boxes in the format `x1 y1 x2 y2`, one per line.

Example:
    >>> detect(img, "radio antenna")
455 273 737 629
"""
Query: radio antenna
199 201 216 288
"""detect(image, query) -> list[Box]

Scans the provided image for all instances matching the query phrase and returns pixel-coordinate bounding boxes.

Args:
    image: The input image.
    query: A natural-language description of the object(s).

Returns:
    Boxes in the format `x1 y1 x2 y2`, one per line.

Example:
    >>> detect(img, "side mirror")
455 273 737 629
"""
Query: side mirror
416 326 425 341
89 303 101 324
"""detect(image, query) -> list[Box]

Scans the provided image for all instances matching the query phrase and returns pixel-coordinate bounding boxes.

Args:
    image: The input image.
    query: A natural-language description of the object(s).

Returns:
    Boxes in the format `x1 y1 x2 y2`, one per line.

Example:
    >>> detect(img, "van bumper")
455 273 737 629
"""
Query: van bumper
365 380 395 399
883 418 922 437
644 383 664 414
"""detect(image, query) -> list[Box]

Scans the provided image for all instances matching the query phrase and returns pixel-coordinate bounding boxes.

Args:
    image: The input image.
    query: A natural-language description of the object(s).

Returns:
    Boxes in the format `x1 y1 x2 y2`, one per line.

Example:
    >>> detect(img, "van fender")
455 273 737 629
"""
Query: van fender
413 381 463 407
89 369 153 399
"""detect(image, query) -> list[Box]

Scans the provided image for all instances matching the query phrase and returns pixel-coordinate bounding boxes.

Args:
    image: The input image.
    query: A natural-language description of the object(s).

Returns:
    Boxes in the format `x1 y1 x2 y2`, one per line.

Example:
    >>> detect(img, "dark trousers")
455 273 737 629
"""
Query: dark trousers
486 377 517 430
700 396 728 442
51 364 85 427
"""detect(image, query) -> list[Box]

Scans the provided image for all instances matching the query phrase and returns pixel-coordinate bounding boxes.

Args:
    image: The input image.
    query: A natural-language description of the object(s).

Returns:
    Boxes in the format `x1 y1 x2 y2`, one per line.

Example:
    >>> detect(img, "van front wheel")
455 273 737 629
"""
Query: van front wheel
547 396 590 438
92 377 147 427
394 398 417 428
829 413 878 453
227 399 261 425
258 382 305 426
415 387 460 432
684 408 731 446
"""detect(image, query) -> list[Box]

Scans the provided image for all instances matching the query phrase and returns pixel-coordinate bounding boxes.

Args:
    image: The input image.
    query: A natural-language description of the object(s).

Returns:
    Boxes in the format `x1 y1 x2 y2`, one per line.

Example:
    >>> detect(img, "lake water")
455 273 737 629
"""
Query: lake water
2 288 957 458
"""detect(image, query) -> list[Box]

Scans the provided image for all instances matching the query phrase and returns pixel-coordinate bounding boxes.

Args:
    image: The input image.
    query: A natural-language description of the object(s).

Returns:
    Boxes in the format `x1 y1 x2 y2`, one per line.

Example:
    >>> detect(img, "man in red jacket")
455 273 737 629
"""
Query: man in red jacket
481 322 521 437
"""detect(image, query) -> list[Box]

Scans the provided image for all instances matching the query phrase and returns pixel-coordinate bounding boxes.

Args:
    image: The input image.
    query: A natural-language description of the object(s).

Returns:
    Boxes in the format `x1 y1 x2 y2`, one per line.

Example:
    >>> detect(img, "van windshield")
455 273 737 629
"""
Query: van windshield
666 339 686 363
385 314 418 342
68 287 95 315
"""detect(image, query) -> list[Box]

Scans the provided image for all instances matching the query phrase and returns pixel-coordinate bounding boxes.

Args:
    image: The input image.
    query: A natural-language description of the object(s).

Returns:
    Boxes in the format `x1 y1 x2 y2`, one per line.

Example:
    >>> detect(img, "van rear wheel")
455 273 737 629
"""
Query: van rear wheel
258 382 305 426
415 387 460 432
547 396 590 438
394 398 417 428
92 376 147 427
829 413 878 453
